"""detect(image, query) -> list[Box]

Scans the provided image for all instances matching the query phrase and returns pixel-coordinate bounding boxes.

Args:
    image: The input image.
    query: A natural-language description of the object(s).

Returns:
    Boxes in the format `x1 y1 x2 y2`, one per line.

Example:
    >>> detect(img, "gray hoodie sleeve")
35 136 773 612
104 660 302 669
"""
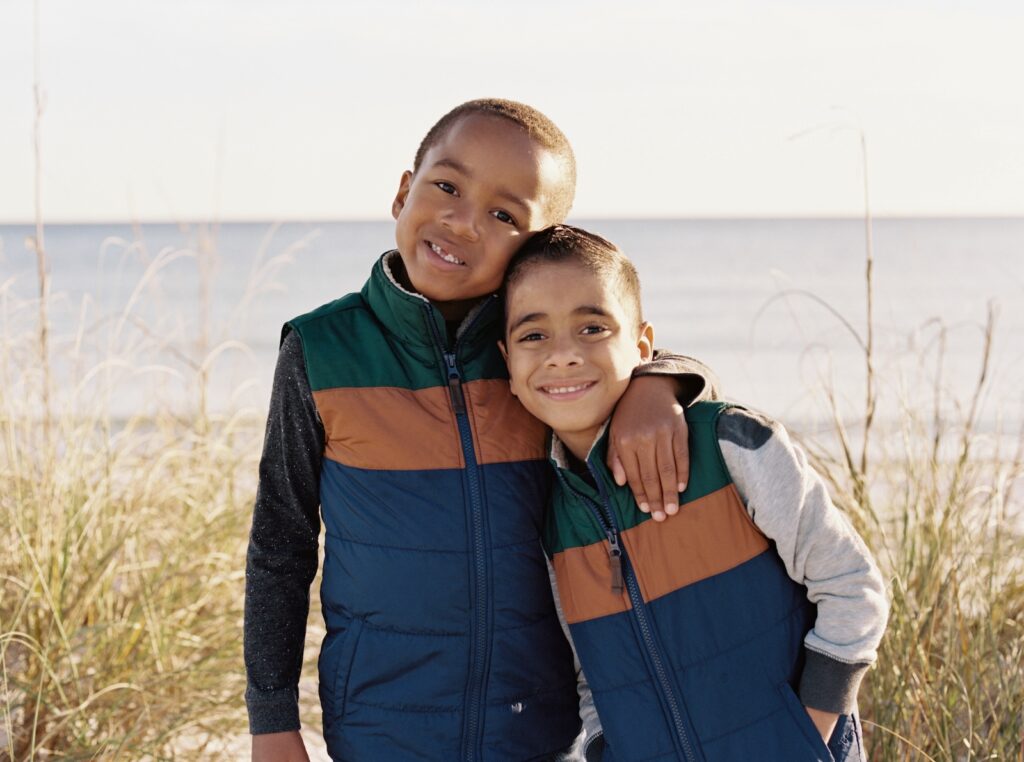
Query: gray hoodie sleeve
716 406 889 715
244 330 324 734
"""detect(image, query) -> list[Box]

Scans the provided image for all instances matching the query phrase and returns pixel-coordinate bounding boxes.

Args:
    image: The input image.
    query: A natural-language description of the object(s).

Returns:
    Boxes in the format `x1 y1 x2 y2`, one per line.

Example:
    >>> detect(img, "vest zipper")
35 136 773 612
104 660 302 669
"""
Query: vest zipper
606 529 624 594
445 351 467 414
564 466 700 762
423 305 490 762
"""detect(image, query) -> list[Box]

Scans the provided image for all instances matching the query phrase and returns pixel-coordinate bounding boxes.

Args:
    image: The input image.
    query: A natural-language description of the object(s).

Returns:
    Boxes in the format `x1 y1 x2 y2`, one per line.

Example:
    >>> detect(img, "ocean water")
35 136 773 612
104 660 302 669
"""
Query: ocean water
1 218 1022 433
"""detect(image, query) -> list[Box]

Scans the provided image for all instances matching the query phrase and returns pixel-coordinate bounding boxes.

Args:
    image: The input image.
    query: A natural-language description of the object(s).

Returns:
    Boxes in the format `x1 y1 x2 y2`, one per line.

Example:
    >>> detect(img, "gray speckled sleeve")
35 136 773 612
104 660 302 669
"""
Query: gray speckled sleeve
244 329 324 734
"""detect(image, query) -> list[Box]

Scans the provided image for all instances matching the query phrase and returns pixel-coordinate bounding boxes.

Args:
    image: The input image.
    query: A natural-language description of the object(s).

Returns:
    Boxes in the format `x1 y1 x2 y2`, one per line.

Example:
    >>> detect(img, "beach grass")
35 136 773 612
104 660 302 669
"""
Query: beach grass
0 342 256 757
1 228 1022 761
798 322 1024 760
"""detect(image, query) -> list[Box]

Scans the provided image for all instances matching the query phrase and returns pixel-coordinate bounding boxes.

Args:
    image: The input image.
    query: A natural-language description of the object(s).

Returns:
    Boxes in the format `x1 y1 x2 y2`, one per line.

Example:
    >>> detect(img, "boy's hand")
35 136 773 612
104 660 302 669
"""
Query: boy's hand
607 375 688 521
805 706 839 743
252 731 310 762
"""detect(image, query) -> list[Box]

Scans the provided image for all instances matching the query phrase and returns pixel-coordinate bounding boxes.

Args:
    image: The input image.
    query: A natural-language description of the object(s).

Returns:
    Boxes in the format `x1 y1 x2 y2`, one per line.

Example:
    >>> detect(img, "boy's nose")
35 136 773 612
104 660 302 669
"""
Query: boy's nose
546 337 583 367
441 207 480 242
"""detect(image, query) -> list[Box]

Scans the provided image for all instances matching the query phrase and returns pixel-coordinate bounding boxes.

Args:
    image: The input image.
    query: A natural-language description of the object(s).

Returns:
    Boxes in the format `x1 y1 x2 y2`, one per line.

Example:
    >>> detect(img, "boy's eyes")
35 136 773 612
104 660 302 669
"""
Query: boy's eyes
514 325 610 343
516 331 546 342
431 180 517 227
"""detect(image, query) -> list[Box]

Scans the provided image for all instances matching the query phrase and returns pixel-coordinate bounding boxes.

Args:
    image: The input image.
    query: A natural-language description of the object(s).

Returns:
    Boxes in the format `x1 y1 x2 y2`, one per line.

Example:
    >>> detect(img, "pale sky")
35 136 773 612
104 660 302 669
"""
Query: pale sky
1 0 1022 222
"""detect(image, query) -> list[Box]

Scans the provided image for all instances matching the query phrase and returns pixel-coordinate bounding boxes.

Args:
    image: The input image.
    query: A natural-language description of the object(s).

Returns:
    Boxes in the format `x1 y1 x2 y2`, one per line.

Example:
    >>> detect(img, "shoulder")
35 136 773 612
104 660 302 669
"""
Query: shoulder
282 292 373 346
715 405 784 452
287 292 368 333
714 406 812 506
279 294 375 384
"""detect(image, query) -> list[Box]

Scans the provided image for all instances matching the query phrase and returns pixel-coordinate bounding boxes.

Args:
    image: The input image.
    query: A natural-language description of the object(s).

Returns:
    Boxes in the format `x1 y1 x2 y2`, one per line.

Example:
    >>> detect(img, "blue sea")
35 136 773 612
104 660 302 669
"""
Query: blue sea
1 218 1021 434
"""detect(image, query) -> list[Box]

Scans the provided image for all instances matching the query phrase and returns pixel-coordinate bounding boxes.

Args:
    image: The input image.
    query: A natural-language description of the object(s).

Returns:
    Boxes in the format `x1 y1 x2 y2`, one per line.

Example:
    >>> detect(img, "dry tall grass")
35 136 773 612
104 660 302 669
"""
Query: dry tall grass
800 308 1024 760
0 216 340 759
0 245 260 758
785 122 1023 760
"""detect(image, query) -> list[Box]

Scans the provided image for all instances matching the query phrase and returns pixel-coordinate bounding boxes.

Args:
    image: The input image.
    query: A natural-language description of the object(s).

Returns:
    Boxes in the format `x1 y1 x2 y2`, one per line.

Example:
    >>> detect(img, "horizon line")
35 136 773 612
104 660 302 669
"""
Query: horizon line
2 213 1023 226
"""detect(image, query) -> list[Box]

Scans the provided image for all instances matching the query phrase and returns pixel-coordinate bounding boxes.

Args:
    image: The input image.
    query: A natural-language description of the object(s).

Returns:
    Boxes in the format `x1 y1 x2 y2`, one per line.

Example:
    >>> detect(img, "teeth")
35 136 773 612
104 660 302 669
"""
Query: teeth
543 383 591 394
430 242 463 264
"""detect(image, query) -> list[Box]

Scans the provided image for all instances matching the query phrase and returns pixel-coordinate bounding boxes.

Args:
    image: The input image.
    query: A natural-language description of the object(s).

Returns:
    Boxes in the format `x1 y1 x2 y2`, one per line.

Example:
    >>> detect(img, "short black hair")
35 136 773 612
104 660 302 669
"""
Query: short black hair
413 98 577 223
503 224 643 331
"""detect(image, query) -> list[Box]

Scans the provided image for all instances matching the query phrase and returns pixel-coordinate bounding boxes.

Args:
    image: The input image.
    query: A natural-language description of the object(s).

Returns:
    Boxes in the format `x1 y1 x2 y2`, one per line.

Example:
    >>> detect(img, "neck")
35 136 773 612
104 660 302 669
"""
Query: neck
556 427 601 464
434 297 477 323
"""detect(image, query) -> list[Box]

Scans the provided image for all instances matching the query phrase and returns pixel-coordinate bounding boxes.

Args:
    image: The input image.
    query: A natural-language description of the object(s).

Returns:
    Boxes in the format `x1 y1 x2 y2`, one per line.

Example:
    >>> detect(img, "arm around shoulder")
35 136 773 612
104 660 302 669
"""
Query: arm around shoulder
607 351 722 515
634 350 720 407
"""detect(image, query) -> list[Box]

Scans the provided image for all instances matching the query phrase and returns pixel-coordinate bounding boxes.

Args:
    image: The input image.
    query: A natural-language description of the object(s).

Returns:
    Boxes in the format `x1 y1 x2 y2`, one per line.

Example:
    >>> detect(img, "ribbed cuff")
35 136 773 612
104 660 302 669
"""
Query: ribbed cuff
246 685 301 735
584 732 605 762
675 372 709 408
798 648 870 714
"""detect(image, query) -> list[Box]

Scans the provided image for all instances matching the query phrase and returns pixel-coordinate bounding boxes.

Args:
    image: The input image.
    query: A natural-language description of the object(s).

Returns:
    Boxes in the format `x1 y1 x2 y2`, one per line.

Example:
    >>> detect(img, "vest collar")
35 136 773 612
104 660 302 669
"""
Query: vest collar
548 422 616 499
361 251 502 349
549 421 611 471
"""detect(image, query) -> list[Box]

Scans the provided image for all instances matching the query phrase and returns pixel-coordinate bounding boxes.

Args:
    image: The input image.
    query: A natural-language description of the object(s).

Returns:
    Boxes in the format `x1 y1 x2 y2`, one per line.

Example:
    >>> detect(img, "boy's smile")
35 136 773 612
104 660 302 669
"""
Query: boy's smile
391 114 565 321
501 262 654 460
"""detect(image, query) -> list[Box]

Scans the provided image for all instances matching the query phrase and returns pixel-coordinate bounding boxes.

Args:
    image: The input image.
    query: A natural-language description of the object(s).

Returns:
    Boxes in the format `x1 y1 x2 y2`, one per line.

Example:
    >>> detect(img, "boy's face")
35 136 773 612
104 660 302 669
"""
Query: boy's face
392 115 564 317
500 262 654 458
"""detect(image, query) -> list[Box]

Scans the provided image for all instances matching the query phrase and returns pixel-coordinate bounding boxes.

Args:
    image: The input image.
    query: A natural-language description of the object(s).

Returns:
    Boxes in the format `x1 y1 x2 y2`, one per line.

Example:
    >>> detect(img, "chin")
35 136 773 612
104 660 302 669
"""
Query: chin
400 269 450 301
419 284 467 304
560 417 602 439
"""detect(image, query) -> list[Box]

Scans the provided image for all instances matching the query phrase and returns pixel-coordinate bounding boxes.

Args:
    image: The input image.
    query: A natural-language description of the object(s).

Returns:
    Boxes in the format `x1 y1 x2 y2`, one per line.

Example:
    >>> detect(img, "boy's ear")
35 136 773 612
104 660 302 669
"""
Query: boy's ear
391 170 413 219
637 321 655 363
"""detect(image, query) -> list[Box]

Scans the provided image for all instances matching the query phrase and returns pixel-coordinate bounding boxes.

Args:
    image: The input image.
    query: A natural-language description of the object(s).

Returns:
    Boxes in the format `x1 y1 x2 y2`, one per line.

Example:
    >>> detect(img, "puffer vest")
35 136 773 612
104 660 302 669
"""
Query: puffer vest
546 402 861 761
288 253 580 761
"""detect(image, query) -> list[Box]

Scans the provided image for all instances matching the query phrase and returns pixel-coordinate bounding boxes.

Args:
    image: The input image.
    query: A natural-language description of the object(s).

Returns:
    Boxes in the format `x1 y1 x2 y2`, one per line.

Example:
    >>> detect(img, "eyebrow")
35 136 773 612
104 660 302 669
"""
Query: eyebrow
431 158 529 212
433 157 470 175
507 304 611 334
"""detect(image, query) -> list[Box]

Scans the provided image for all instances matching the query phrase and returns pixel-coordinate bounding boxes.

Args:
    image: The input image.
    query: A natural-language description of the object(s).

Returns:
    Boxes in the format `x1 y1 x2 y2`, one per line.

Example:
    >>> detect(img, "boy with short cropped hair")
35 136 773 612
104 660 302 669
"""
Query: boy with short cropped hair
245 101 717 761
500 225 888 762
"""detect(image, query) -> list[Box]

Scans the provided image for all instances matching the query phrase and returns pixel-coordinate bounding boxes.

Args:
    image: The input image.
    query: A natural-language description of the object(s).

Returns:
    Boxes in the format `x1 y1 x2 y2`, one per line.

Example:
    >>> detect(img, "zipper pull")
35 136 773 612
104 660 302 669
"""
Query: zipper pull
607 530 624 594
444 352 466 414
